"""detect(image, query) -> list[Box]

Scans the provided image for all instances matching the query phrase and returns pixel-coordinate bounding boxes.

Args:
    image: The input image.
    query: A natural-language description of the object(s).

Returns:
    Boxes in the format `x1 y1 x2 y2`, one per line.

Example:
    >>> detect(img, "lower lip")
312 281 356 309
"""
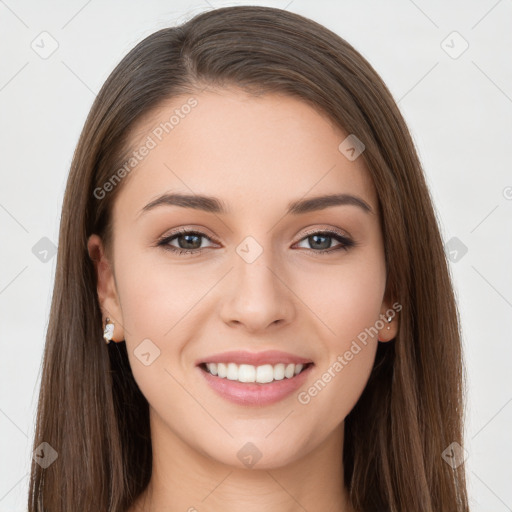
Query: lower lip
198 364 314 406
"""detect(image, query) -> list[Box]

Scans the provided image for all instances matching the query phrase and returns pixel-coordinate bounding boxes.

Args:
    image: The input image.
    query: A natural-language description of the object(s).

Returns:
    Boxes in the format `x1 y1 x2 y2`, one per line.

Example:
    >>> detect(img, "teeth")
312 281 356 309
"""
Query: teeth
204 362 306 383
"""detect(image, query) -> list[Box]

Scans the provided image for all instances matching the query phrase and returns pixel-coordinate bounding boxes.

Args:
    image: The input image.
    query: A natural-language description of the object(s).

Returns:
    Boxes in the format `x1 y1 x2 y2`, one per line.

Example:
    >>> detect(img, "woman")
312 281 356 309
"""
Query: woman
28 5 470 511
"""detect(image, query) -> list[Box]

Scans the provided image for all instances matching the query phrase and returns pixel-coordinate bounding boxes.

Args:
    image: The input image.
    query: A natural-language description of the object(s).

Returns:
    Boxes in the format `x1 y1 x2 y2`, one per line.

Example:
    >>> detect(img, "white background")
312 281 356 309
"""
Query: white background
0 1 511 510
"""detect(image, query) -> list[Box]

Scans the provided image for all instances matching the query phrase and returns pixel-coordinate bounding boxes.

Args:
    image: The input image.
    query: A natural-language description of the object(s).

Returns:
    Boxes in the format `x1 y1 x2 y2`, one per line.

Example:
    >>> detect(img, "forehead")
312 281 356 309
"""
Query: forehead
113 88 377 220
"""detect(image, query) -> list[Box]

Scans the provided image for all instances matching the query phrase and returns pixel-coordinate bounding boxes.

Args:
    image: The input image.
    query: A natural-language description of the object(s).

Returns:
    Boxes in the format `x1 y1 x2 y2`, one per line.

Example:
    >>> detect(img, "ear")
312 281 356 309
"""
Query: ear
377 297 400 343
87 234 125 342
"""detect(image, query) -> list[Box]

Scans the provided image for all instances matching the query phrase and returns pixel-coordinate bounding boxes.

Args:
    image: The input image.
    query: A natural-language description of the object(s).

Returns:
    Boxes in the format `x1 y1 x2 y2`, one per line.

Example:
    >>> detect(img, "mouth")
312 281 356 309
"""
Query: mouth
198 361 314 384
195 349 315 405
197 360 314 406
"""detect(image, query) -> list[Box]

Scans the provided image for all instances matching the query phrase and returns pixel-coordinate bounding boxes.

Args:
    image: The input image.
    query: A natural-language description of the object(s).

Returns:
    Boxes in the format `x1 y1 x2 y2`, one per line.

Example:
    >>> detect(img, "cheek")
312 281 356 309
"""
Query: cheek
292 248 385 426
114 247 199 338
294 248 386 349
111 249 195 391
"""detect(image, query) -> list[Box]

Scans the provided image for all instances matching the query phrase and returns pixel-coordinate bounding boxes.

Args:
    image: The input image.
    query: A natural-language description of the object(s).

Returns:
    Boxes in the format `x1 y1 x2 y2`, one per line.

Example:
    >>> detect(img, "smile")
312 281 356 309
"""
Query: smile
201 362 311 384
198 361 314 406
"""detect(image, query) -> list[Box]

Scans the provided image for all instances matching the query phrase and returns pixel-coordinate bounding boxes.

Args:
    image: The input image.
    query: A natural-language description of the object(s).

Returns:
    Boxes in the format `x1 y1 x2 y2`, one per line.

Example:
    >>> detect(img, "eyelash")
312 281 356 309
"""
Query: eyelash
156 227 356 256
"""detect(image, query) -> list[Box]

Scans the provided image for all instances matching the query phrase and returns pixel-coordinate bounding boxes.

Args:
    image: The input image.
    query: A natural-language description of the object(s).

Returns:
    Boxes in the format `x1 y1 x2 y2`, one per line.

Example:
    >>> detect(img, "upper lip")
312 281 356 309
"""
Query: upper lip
196 350 313 367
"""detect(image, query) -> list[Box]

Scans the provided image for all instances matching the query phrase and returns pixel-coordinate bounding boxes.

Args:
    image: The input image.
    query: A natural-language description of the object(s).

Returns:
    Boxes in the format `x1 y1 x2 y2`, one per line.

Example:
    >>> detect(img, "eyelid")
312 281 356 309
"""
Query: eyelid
297 225 352 241
160 226 218 242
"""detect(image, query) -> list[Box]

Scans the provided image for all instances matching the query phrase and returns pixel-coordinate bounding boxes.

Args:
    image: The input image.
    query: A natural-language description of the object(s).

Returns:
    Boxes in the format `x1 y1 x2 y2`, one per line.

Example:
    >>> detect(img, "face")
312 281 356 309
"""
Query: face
88 87 397 469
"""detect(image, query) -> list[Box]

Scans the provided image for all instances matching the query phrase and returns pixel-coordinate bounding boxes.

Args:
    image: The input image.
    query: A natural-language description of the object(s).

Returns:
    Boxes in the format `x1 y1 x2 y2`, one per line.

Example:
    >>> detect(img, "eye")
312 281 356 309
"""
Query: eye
294 229 355 254
156 229 217 255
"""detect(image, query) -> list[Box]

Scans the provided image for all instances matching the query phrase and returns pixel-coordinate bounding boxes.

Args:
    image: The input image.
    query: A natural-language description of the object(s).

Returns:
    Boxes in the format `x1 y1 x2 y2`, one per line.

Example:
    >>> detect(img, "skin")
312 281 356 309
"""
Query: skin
88 87 398 512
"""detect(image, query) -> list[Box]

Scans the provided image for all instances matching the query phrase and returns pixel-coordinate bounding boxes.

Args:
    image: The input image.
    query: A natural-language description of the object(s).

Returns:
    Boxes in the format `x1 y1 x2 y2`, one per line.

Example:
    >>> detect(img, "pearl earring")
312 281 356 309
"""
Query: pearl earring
386 316 392 329
103 317 114 344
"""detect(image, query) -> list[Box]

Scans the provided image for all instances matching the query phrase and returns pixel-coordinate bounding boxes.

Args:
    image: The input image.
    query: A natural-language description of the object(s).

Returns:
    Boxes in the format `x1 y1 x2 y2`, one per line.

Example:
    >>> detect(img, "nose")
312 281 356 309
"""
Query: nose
219 245 296 333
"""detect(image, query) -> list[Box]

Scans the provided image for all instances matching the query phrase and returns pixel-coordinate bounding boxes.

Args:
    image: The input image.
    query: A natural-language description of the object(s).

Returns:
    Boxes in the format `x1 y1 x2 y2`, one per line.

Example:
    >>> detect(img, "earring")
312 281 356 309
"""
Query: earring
103 317 114 344
378 315 394 342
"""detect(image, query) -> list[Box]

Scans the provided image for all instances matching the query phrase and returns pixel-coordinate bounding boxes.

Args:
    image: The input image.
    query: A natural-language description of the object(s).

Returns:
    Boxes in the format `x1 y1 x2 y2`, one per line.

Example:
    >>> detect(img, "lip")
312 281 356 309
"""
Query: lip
198 362 314 406
195 350 313 367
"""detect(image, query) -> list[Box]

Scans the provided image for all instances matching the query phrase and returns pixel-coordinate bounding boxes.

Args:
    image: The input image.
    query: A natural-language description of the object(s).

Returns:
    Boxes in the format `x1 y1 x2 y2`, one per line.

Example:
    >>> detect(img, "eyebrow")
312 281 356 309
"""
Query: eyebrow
138 192 373 217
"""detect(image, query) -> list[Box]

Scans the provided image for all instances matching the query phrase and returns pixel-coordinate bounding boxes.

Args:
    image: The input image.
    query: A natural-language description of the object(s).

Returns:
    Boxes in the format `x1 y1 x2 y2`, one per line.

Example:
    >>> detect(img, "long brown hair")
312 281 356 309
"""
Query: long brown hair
28 6 469 511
